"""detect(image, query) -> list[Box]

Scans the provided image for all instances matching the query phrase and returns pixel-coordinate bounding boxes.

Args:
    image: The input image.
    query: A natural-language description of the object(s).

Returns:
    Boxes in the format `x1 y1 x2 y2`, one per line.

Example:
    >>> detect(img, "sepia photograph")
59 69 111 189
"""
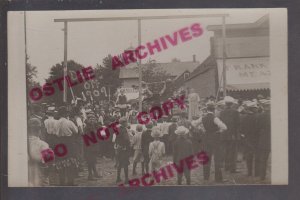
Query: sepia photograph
7 8 288 187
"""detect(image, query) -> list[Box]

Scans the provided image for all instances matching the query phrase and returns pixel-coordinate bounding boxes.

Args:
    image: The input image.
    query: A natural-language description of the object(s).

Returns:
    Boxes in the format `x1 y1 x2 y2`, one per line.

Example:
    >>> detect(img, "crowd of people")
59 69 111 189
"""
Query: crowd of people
27 89 271 186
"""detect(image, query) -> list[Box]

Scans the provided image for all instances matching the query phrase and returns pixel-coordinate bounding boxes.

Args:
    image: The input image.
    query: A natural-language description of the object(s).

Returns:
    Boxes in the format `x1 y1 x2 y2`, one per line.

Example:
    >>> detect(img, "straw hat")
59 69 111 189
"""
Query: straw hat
86 111 96 120
175 126 189 136
246 101 258 108
206 101 215 110
260 99 270 105
224 96 235 103
151 127 162 138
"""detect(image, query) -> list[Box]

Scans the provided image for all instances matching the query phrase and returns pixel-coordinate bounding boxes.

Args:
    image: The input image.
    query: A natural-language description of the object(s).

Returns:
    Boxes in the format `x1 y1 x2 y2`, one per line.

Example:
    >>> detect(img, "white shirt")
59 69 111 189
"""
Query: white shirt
149 140 165 159
56 117 78 137
44 116 58 135
207 111 227 133
131 131 143 150
159 122 170 135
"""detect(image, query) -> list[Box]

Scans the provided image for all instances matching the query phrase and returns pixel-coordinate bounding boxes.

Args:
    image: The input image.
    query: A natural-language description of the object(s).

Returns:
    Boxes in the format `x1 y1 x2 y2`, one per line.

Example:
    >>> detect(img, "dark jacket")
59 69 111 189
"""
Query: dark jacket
115 126 130 150
257 111 271 151
141 129 153 155
220 107 240 140
168 122 178 143
241 112 259 145
173 136 193 163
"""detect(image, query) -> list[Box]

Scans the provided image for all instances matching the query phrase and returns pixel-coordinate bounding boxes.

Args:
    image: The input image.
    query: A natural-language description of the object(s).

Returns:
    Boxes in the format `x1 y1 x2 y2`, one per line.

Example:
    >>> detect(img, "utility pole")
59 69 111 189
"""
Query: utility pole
54 14 229 103
222 16 227 97
137 19 142 112
63 21 68 103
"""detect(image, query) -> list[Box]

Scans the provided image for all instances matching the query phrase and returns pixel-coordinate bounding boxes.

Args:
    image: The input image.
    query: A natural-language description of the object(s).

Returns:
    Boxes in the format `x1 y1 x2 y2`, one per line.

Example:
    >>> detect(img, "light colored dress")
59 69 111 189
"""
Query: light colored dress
28 136 50 186
188 92 200 120
149 140 165 172
131 131 144 162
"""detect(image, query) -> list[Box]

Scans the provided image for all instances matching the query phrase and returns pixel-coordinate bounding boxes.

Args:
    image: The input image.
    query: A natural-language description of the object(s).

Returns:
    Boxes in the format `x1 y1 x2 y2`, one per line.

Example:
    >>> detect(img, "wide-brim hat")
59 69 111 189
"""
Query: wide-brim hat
175 126 189 136
260 99 270 105
46 106 55 114
246 101 258 108
151 127 162 138
171 116 178 122
224 96 235 103
206 101 216 109
86 111 96 120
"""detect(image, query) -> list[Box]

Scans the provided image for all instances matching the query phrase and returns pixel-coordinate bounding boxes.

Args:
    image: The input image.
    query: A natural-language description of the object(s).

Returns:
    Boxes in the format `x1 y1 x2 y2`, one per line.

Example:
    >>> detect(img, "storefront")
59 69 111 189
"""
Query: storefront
217 57 270 99
208 14 270 99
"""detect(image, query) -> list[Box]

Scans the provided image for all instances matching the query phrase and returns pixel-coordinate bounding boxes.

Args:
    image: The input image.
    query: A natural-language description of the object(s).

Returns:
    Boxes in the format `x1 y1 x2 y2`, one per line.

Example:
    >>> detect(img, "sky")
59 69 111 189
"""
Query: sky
24 9 269 84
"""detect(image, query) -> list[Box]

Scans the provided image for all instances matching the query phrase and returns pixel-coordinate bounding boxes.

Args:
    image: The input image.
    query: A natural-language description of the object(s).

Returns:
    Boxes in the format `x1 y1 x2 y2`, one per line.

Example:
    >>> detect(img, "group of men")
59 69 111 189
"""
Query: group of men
27 92 271 186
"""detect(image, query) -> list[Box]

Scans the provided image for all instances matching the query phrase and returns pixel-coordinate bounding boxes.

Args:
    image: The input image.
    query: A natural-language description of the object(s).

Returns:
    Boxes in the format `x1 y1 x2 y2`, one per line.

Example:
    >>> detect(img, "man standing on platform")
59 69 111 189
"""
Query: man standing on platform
220 96 240 173
116 89 127 117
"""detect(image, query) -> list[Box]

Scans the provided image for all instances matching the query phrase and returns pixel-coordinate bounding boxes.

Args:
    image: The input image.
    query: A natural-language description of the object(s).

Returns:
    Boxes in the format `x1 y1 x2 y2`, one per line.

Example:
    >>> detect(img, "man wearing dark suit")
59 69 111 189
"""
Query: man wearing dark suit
257 100 271 181
241 102 260 177
220 96 240 173
202 102 227 182
141 122 154 174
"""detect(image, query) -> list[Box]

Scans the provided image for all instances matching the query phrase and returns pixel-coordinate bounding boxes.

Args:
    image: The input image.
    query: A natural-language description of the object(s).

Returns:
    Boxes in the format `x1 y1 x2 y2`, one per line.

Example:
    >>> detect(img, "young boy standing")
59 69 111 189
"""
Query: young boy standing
149 127 165 172
173 126 193 185
131 124 144 175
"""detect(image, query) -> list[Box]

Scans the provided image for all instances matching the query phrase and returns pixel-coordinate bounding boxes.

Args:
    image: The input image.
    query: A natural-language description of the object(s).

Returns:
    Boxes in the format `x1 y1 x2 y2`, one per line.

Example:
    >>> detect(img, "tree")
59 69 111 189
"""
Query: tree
26 63 40 89
26 63 41 104
141 59 172 94
45 60 85 105
94 55 122 102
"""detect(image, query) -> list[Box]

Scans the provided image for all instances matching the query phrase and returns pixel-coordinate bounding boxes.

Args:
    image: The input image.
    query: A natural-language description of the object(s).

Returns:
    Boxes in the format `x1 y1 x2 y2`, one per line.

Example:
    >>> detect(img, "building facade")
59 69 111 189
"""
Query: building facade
184 14 270 99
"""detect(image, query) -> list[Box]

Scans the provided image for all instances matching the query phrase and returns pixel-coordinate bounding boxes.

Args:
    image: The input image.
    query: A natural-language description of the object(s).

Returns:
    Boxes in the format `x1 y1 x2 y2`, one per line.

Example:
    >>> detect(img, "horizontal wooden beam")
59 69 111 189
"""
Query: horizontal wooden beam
54 14 229 22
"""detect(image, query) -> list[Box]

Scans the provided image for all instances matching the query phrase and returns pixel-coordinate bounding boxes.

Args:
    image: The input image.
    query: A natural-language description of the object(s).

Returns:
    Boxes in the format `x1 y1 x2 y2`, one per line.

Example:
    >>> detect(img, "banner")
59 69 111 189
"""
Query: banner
70 70 107 101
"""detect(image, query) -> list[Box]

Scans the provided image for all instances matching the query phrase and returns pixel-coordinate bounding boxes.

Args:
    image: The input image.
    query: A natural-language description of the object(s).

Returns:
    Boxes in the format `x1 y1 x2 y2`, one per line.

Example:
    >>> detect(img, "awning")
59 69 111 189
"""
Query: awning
226 82 270 91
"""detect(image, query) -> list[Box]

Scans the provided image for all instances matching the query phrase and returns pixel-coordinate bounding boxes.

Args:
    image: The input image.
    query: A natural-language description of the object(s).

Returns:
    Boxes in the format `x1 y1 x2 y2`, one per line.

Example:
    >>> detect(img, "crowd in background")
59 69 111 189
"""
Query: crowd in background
27 88 271 186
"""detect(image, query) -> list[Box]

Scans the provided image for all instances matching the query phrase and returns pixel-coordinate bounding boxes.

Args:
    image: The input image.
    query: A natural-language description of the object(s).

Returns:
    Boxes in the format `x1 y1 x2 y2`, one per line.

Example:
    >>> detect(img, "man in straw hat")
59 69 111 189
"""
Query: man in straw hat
149 126 165 172
173 126 193 185
240 101 260 177
44 107 58 149
116 88 127 117
202 101 227 183
220 96 240 173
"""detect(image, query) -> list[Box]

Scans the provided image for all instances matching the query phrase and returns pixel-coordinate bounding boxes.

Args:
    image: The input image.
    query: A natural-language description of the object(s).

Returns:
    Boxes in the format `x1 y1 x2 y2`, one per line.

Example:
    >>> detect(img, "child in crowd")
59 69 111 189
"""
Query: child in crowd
131 124 144 175
141 122 154 174
149 127 165 172
173 126 193 185
84 111 100 180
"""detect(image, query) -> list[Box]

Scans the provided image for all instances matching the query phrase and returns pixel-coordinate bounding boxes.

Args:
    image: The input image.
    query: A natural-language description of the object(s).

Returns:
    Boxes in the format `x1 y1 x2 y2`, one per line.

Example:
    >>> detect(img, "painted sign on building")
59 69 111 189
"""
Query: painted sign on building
217 57 270 90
